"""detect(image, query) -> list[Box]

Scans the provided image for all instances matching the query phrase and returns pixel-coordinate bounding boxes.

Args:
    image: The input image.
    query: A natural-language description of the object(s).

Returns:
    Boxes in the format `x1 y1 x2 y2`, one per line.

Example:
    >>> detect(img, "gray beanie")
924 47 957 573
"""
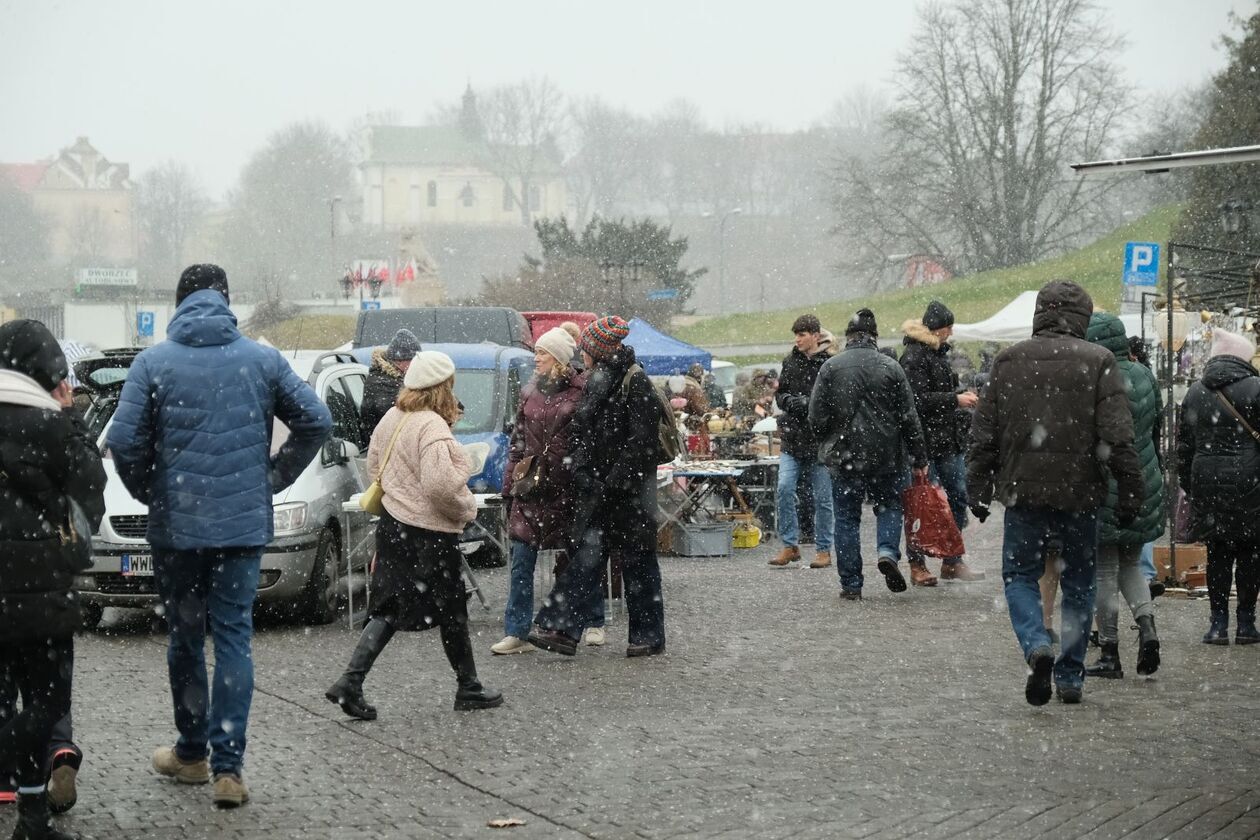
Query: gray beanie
384 329 421 362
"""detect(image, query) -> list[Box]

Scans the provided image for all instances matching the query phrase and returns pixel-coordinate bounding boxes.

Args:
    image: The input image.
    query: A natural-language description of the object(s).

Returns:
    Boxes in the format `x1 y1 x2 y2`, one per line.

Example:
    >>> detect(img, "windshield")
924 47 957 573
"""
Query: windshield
453 371 498 434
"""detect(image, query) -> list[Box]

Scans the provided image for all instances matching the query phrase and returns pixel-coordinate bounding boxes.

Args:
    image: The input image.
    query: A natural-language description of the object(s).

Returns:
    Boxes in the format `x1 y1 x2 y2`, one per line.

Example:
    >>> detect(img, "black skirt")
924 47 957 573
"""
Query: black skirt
369 510 467 632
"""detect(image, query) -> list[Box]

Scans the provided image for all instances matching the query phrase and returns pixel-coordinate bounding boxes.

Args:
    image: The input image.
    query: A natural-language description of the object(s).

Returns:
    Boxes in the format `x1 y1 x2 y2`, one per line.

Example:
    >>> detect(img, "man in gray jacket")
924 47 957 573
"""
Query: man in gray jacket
809 308 928 600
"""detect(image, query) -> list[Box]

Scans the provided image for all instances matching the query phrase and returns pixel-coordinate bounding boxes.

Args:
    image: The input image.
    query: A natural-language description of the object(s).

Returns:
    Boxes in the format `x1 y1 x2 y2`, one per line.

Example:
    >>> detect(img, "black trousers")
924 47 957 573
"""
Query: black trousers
0 639 73 787
1206 538 1260 617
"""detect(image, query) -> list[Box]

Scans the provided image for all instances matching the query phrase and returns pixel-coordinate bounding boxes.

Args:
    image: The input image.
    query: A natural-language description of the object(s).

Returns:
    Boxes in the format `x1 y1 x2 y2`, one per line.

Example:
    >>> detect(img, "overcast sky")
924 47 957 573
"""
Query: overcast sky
0 0 1252 200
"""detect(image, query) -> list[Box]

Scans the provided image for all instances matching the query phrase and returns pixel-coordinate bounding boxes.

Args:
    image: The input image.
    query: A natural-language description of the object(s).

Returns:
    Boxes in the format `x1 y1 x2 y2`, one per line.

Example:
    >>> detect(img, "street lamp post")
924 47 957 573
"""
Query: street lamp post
329 195 342 240
703 207 742 313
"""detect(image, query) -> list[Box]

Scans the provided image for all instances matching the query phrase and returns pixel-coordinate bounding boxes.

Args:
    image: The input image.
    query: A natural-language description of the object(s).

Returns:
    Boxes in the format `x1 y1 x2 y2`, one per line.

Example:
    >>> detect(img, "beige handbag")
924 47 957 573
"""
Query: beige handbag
359 415 412 515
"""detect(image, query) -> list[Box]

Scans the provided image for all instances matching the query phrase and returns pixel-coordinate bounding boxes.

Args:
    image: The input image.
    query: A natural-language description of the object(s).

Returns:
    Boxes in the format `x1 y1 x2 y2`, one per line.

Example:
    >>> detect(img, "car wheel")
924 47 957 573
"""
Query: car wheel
80 602 104 632
300 526 341 626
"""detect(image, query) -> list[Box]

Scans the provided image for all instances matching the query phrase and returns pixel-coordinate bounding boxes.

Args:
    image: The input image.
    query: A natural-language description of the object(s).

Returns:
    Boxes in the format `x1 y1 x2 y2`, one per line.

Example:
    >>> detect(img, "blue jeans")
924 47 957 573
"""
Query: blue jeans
777 452 834 552
153 548 261 776
507 540 604 638
1001 507 1098 690
1139 542 1156 581
830 470 907 592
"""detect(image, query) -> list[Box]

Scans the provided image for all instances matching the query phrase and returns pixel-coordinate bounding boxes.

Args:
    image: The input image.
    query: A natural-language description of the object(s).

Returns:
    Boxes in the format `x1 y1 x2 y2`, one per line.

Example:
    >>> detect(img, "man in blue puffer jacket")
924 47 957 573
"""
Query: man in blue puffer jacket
106 265 331 808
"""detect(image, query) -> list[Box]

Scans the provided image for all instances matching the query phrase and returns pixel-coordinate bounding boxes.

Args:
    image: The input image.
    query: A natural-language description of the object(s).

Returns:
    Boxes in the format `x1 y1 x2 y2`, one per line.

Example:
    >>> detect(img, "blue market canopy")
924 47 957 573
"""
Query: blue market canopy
623 318 711 375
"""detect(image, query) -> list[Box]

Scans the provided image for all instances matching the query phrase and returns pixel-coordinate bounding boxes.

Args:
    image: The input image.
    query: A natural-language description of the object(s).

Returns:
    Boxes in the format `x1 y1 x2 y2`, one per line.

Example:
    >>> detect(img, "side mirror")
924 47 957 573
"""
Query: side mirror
322 437 350 467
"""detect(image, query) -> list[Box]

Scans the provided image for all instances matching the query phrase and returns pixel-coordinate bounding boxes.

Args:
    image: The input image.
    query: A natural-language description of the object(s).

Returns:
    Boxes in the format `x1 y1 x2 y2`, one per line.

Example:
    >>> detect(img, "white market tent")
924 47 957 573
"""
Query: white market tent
951 291 1146 344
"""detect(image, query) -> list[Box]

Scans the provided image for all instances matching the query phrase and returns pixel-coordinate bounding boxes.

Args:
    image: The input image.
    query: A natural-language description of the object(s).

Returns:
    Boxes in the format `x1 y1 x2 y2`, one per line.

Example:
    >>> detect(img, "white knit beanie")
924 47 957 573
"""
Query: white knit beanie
403 350 456 390
1209 329 1255 362
534 327 576 367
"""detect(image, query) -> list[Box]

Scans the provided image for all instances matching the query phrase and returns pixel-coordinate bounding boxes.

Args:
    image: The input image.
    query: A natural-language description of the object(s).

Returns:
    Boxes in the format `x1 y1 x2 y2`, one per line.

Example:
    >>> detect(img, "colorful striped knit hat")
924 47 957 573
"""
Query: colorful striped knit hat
579 316 630 361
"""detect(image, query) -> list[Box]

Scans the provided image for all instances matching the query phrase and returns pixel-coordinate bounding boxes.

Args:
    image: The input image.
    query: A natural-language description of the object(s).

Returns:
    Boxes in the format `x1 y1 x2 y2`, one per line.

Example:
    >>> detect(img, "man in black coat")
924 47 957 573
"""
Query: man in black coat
359 329 420 445
0 319 105 839
769 314 835 569
899 301 984 585
810 309 928 600
530 316 666 658
967 280 1141 706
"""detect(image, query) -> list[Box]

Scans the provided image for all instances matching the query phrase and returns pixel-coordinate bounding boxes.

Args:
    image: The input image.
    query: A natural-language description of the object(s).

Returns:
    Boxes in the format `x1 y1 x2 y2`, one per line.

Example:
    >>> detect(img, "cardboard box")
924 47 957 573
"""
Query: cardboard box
1154 543 1207 583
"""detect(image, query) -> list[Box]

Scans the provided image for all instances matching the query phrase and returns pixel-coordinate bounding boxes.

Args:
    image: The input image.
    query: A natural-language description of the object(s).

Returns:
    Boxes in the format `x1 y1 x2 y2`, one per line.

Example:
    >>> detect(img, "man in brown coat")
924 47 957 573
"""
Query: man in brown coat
967 280 1142 707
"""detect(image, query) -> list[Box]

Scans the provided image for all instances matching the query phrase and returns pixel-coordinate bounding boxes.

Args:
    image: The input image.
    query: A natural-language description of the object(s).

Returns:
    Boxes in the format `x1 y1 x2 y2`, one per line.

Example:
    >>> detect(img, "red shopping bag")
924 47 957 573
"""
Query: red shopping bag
902 472 965 558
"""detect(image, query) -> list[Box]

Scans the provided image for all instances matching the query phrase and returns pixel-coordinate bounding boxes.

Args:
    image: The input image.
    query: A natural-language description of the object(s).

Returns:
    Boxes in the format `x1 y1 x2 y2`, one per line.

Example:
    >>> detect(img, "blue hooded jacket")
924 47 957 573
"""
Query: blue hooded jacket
106 290 332 550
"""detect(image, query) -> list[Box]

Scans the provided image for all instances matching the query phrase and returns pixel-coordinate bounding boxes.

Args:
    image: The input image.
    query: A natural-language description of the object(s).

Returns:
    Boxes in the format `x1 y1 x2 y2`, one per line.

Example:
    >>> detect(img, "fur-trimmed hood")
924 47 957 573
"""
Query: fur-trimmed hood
901 319 943 350
370 348 406 379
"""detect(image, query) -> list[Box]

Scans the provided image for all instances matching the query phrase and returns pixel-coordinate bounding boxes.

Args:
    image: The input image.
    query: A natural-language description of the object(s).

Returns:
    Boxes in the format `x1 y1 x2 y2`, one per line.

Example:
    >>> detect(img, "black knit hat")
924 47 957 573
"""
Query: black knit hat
384 329 421 362
176 264 230 306
0 319 68 392
791 314 821 335
845 308 878 337
922 300 954 331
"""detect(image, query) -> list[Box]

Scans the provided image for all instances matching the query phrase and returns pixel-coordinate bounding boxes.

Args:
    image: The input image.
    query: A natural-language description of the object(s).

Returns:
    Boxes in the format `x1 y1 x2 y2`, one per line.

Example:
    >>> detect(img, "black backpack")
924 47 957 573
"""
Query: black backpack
619 363 684 465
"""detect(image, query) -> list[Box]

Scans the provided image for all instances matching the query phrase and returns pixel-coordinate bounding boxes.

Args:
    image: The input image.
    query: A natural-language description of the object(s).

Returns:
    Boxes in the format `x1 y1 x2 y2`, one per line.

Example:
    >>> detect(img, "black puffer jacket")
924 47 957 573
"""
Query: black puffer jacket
567 345 661 552
360 349 406 445
775 346 830 459
0 322 106 644
966 281 1142 515
1177 354 1260 536
899 320 963 459
808 335 927 475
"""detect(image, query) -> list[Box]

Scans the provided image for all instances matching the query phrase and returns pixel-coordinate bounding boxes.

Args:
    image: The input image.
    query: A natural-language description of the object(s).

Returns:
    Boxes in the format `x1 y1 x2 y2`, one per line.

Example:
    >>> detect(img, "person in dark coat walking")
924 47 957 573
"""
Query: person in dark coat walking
0 319 105 840
106 265 332 807
529 316 667 658
1177 329 1260 645
769 314 835 569
492 328 588 655
898 302 985 585
326 352 503 719
809 308 928 600
359 329 420 444
1083 313 1165 678
967 280 1142 706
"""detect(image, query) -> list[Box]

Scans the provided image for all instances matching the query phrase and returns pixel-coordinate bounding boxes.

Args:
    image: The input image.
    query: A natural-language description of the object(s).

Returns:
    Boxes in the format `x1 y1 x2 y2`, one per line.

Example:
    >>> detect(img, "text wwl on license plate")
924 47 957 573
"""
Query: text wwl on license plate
121 554 153 576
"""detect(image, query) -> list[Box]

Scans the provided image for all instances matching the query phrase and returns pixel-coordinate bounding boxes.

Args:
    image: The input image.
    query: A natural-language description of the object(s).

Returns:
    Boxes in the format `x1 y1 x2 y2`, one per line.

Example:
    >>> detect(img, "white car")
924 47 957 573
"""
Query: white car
73 350 376 627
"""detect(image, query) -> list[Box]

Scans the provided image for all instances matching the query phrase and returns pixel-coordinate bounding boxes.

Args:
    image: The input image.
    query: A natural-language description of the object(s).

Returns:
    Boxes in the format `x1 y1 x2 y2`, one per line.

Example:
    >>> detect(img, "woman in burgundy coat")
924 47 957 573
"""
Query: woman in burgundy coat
491 328 594 654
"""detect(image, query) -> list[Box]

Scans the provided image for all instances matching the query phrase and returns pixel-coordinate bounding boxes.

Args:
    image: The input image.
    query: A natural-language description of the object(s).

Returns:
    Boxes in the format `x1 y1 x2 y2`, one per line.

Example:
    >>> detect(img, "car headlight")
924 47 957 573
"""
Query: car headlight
273 502 308 535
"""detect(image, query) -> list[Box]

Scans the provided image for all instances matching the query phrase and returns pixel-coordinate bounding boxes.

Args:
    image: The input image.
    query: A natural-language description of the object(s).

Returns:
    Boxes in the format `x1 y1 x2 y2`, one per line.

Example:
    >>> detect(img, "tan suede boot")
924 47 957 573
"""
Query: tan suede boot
809 551 832 569
908 559 938 586
768 546 800 566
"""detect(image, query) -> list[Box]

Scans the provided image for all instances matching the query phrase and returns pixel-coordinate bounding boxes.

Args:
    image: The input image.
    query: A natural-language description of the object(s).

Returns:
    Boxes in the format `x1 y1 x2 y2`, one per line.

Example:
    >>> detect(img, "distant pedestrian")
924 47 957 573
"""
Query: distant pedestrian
769 314 835 570
107 265 332 806
1083 313 1164 679
809 308 928 600
899 302 984 584
360 328 420 443
529 316 667 658
967 280 1141 706
326 351 503 719
1176 329 1260 645
493 328 589 655
0 319 105 840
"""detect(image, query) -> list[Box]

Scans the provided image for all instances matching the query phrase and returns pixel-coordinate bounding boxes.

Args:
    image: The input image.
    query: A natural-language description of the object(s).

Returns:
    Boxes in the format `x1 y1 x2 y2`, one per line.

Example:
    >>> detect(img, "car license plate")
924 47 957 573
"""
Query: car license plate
121 554 153 576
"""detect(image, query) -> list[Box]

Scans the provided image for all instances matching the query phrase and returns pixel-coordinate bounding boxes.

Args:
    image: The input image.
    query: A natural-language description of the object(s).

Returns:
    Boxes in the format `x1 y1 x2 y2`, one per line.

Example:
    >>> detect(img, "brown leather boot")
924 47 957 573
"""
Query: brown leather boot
768 546 800 566
908 559 938 587
940 560 986 582
809 551 832 569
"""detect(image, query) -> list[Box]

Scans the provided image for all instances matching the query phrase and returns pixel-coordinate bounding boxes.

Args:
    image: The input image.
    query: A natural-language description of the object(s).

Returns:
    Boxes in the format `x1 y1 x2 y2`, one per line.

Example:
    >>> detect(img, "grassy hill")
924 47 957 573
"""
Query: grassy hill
676 204 1180 347
245 314 356 350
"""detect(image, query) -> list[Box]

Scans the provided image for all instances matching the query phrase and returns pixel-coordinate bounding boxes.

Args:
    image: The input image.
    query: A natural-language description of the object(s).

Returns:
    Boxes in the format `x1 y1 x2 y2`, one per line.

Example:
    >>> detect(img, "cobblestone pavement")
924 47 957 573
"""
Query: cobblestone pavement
4 516 1260 839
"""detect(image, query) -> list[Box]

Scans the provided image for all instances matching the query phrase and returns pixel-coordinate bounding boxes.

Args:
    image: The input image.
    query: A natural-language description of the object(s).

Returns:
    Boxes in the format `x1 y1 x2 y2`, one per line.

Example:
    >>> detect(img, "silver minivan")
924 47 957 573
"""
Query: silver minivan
73 349 375 627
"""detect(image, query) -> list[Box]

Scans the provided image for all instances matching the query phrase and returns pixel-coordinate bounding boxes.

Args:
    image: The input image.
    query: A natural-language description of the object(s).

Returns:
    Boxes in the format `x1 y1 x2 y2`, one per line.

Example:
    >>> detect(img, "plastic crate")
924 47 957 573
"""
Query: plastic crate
671 522 733 557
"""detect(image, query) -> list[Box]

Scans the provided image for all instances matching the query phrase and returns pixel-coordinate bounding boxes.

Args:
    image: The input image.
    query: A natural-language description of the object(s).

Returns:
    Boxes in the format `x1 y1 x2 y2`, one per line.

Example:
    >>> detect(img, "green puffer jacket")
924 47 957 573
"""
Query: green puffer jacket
1087 313 1165 545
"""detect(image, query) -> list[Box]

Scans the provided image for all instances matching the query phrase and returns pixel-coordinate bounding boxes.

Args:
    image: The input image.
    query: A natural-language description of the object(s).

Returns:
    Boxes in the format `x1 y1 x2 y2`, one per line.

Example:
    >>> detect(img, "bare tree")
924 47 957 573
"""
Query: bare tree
477 77 567 226
833 0 1131 279
136 161 208 284
568 97 646 225
69 206 108 264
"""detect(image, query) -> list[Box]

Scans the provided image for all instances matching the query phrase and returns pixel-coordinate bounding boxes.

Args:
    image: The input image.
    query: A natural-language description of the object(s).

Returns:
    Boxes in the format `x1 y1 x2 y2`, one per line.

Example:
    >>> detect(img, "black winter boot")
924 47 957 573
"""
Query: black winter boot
1203 612 1230 645
1085 642 1123 679
325 619 395 721
11 792 75 840
1136 615 1160 675
1236 610 1260 645
441 621 503 711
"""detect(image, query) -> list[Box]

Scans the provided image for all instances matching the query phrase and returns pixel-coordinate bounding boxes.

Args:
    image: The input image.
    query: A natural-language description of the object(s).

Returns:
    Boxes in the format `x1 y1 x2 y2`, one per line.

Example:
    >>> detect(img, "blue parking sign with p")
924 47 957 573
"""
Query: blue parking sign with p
136 311 155 338
1123 242 1160 287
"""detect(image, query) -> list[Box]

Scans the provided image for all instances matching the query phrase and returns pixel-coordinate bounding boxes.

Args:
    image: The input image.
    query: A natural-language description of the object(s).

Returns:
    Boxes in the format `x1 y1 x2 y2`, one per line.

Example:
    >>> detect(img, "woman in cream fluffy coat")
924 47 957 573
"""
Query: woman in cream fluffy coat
326 351 503 720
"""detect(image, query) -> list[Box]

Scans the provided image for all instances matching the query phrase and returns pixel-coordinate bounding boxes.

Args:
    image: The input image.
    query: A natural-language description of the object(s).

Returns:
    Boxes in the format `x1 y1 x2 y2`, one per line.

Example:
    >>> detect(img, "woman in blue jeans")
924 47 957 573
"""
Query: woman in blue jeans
492 328 599 654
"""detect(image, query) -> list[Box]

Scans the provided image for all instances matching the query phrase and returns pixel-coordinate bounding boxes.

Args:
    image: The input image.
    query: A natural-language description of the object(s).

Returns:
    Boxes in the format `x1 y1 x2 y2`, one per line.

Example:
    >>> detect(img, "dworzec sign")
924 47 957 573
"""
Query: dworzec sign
76 267 137 287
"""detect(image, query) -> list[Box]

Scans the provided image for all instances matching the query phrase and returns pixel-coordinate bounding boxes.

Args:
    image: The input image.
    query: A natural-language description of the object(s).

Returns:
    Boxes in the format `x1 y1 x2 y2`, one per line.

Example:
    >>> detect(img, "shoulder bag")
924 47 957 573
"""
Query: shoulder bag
1215 390 1260 443
509 403 566 499
359 414 412 516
